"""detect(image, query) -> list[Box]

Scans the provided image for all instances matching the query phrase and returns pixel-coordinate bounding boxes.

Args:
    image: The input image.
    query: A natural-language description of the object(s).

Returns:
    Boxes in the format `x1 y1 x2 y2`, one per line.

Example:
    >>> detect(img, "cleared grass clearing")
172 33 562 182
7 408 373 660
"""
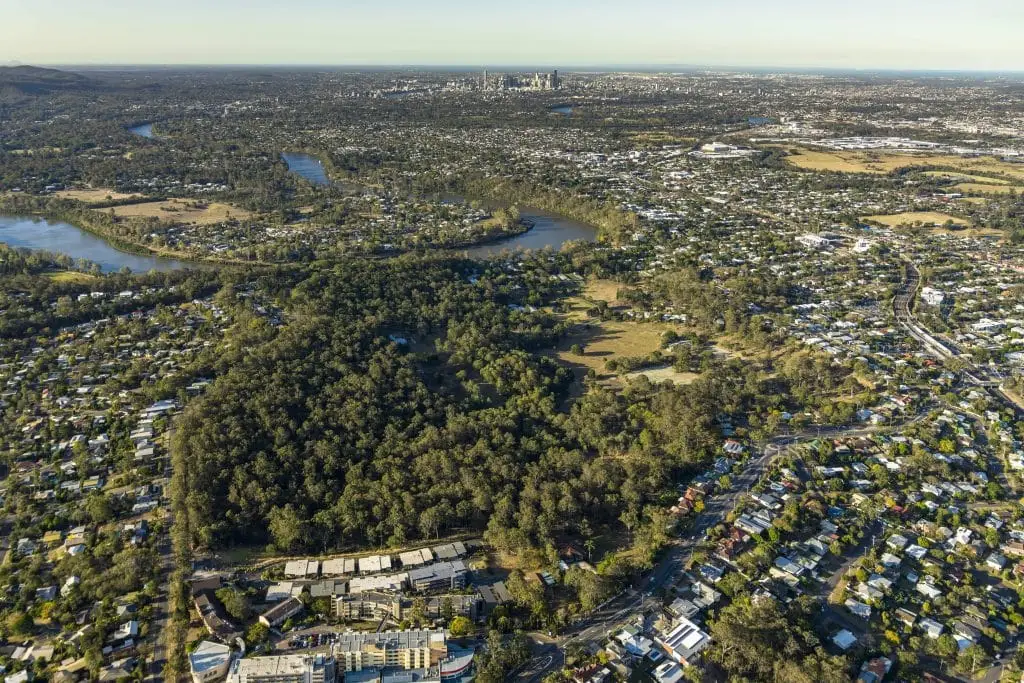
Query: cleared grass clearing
102 199 251 225
47 271 100 284
945 157 1024 183
863 211 971 228
922 171 1009 184
556 319 671 364
783 149 913 174
550 311 681 383
864 212 1001 238
783 147 1024 182
583 278 626 305
954 182 1018 195
55 188 143 204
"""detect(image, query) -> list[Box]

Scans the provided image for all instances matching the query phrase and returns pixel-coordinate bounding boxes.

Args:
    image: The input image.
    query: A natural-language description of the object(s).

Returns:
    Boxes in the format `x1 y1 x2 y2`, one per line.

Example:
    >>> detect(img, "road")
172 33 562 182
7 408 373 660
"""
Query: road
817 520 881 601
145 442 175 682
516 425 887 683
895 258 1024 415
514 257 1014 683
144 526 174 681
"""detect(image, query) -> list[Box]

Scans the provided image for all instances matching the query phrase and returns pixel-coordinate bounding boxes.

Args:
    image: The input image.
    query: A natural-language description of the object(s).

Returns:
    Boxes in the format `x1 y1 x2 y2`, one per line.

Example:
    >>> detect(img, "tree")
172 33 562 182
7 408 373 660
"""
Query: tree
215 587 251 621
409 597 427 626
6 611 34 636
441 597 455 623
85 493 114 524
709 596 848 681
268 504 305 553
935 633 958 660
564 566 610 612
957 643 988 674
245 622 269 648
449 615 474 637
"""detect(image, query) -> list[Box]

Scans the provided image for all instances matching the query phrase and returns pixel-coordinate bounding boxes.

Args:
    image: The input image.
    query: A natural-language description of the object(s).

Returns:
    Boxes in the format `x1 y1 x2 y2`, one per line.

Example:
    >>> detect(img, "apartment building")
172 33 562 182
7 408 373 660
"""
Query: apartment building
333 629 447 673
334 592 480 622
225 654 336 683
407 561 467 592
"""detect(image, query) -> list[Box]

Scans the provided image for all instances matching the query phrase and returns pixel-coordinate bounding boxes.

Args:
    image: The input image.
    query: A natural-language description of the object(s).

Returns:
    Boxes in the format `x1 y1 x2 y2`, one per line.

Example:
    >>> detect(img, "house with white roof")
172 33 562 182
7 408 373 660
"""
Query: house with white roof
655 618 711 665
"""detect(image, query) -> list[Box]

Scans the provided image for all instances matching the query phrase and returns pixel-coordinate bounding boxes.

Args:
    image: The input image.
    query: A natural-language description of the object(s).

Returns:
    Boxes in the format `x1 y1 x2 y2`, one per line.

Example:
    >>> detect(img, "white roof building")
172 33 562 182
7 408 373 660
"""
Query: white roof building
655 618 711 665
653 660 684 683
190 640 233 683
359 555 392 574
284 559 319 578
832 629 857 650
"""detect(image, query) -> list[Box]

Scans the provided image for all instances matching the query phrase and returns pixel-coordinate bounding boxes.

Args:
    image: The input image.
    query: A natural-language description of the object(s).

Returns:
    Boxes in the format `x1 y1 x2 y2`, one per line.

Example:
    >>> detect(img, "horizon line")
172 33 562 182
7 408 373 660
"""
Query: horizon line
19 62 1024 77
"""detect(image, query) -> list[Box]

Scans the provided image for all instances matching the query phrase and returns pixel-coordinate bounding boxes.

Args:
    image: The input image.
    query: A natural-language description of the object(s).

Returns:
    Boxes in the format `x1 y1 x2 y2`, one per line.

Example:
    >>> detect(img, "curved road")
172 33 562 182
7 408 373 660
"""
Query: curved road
517 425 888 682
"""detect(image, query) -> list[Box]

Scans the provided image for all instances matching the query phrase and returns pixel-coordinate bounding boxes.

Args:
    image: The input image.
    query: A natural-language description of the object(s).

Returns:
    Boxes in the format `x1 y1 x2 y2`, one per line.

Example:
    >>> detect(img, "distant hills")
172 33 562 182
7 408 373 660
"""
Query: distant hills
0 65 93 94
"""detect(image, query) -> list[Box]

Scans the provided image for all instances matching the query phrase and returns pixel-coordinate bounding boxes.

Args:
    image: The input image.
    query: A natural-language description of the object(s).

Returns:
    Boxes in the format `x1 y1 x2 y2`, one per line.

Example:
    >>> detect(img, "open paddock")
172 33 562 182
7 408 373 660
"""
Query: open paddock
782 147 1024 182
954 183 1018 195
863 212 1002 238
922 171 1010 185
862 211 970 228
551 314 682 383
102 199 251 225
55 188 143 204
582 278 627 306
47 271 100 284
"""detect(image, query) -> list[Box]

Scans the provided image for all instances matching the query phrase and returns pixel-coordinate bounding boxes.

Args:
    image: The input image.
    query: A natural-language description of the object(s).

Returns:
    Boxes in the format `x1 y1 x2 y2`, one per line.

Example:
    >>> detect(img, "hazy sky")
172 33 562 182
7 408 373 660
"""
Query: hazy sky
4 0 1022 70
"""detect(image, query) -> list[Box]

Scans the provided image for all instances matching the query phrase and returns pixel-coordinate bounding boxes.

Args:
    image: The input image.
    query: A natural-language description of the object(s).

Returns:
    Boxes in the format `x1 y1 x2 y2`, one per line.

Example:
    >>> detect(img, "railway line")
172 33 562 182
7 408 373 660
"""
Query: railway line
894 259 1022 411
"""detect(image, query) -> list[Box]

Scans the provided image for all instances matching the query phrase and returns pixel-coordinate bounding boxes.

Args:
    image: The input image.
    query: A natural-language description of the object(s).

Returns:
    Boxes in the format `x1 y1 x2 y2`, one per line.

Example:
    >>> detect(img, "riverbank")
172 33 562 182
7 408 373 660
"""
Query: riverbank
0 199 271 269
0 186 599 269
0 211 257 271
279 150 605 252
434 177 635 244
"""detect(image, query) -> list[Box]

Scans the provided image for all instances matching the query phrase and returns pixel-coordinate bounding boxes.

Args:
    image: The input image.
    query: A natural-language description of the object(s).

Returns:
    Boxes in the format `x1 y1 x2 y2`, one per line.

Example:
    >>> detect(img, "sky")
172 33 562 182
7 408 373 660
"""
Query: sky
3 0 1023 71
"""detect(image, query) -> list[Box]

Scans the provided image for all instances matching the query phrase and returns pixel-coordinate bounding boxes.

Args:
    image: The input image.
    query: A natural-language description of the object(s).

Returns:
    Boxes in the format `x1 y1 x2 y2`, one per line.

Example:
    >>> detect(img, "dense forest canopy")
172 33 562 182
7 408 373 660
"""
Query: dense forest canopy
171 256 726 554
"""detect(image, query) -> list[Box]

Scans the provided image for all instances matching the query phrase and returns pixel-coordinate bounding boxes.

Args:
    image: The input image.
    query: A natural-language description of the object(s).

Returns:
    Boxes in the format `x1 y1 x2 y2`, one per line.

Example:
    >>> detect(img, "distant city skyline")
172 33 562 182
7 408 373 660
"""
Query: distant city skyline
3 0 1022 71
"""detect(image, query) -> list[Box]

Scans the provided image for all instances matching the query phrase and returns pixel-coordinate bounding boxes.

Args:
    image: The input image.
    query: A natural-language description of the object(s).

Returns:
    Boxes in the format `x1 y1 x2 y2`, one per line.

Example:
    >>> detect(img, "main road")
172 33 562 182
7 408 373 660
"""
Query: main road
894 258 1023 415
516 425 885 683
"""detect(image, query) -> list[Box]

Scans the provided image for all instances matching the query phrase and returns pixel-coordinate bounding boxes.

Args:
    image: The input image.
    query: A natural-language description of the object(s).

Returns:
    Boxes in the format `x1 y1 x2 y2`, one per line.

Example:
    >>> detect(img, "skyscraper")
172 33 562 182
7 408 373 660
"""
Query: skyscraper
552 69 559 90
482 69 488 91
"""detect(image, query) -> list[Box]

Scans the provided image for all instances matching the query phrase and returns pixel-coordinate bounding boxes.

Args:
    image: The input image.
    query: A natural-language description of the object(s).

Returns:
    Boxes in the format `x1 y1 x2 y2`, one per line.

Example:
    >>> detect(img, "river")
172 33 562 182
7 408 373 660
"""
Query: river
128 123 155 139
282 153 599 256
2 152 596 269
0 216 199 273
463 208 596 257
